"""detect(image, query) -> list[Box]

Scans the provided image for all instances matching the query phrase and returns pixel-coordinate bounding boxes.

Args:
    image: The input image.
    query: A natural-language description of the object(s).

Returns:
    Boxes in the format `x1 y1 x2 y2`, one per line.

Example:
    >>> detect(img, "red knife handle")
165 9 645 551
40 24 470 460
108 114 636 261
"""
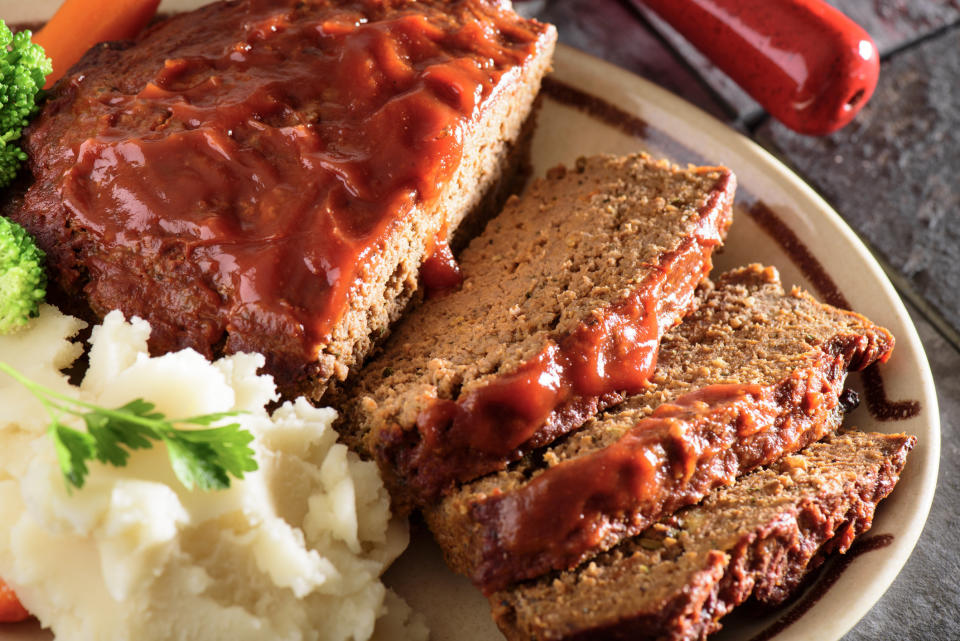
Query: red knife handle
641 0 879 135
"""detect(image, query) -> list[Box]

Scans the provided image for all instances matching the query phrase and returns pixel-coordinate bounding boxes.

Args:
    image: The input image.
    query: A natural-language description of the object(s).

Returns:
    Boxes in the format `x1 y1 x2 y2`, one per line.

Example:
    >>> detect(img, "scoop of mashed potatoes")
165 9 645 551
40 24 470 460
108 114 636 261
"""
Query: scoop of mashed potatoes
0 306 427 641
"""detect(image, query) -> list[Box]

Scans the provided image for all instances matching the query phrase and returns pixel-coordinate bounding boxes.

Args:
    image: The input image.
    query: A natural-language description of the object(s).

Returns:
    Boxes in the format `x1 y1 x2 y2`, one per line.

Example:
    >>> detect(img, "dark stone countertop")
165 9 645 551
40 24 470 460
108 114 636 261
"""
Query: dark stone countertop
756 23 960 348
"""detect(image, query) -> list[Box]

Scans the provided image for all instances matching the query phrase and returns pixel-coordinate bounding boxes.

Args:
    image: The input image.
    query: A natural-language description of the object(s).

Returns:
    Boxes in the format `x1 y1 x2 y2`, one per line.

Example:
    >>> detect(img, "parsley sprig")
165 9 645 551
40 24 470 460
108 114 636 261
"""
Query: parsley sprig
0 362 258 491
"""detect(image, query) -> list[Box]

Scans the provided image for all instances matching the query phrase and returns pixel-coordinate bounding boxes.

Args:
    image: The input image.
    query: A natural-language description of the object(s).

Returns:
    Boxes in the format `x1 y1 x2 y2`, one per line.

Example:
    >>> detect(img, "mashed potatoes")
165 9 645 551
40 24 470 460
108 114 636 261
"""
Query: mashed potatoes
0 306 427 641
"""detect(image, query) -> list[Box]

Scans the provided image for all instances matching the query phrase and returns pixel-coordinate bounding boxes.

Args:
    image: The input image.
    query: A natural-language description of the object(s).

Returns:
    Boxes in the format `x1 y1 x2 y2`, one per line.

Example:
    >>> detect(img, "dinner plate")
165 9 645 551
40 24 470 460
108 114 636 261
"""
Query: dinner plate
382 45 940 641
0 3 939 639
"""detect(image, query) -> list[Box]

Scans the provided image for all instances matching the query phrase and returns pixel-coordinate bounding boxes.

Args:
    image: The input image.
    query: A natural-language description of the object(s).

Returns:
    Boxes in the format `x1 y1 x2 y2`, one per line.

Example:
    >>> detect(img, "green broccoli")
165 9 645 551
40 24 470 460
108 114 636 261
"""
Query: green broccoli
0 216 46 334
0 21 52 189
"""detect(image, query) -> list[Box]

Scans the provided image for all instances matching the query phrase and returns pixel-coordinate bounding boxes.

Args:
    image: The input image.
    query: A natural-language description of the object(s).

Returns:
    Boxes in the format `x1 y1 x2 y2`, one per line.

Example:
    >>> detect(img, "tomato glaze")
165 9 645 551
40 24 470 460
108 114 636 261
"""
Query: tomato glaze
472 359 848 592
420 237 463 297
56 0 546 364
383 171 735 505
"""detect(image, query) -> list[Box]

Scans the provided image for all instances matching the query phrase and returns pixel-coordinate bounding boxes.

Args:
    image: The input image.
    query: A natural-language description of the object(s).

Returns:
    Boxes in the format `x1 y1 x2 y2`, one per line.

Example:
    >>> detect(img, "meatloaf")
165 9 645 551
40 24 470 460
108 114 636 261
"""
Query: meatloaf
336 154 736 510
491 430 916 641
427 265 895 592
9 0 556 399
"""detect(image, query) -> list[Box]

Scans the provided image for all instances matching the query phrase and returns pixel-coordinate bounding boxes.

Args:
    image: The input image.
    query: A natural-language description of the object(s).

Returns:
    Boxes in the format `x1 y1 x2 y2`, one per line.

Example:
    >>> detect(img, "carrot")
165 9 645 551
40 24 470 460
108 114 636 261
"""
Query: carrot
0 577 30 623
32 0 161 89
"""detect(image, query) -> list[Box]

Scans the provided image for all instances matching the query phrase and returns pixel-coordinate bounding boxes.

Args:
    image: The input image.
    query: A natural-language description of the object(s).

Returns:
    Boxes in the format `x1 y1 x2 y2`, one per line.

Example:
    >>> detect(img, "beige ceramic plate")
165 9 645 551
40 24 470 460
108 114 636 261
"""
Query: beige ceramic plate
0 2 939 639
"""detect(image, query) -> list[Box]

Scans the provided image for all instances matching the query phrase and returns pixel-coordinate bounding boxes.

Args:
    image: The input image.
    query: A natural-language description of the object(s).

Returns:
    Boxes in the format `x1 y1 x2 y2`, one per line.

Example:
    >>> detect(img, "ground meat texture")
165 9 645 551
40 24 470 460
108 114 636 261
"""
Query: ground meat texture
335 153 736 511
490 430 915 641
9 0 556 399
427 265 896 592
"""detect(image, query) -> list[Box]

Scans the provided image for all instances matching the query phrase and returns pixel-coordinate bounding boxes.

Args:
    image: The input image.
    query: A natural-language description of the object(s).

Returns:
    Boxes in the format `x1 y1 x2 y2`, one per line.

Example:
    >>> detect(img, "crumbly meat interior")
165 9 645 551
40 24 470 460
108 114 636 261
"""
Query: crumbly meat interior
446 265 892 500
427 265 895 588
490 430 915 641
8 0 557 400
344 156 731 438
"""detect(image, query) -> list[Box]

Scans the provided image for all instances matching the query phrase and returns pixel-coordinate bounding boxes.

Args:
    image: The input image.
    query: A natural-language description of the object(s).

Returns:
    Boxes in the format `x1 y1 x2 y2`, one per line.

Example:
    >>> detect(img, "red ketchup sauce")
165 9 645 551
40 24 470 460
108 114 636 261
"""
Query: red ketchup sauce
385 173 735 504
471 356 852 593
54 0 544 371
419 237 463 298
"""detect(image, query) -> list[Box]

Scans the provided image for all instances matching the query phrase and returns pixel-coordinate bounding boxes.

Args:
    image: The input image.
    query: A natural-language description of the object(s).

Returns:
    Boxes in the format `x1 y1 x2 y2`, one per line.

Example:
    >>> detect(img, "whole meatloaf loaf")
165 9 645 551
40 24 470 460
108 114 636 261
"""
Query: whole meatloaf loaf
491 430 916 641
337 154 736 510
427 265 895 592
8 0 556 398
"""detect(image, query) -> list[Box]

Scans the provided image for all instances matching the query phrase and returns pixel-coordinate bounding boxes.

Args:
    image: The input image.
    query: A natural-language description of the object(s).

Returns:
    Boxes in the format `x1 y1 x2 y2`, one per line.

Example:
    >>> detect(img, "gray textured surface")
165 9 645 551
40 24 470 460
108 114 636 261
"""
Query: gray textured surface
519 0 730 120
841 307 960 641
756 24 960 346
831 0 960 54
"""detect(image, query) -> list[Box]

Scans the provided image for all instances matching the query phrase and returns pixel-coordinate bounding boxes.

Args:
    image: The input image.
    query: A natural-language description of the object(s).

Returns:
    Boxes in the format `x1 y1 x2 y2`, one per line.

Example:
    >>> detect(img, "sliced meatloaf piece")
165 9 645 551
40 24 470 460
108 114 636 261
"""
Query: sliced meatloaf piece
427 265 895 592
490 430 915 641
337 154 736 510
9 0 556 399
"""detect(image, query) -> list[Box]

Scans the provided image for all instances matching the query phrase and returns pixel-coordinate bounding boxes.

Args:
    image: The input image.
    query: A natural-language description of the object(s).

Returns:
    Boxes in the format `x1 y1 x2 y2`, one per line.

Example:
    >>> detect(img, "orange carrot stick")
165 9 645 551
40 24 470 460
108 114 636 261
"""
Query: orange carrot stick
32 0 161 89
0 577 30 623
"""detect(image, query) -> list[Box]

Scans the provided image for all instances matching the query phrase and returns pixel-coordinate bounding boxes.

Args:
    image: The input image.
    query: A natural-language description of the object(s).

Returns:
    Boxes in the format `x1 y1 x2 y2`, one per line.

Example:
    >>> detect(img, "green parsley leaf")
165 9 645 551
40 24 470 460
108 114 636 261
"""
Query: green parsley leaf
163 435 232 491
49 419 96 489
0 361 258 491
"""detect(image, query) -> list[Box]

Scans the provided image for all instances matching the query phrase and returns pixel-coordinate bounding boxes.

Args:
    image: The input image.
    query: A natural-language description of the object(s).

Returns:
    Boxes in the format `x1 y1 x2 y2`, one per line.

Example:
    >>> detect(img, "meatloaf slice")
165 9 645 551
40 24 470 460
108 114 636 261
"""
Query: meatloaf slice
337 154 736 510
9 0 556 399
427 265 895 592
490 430 915 641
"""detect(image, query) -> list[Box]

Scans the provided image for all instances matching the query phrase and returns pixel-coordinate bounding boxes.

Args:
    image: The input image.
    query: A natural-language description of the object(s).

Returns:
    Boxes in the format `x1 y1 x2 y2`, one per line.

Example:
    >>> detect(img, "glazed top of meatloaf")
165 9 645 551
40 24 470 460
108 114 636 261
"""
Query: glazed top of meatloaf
14 0 552 384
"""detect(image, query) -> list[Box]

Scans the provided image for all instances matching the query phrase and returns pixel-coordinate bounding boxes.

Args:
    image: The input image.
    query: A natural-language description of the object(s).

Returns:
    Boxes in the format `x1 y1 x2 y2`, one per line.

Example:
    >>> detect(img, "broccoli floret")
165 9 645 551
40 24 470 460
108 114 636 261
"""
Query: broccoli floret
0 21 52 189
0 216 46 334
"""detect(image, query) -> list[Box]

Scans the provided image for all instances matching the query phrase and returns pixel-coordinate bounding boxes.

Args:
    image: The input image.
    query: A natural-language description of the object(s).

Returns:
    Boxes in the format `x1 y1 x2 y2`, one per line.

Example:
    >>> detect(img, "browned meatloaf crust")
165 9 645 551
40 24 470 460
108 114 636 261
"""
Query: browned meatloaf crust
427 265 895 592
490 430 915 641
8 0 556 399
336 154 736 510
